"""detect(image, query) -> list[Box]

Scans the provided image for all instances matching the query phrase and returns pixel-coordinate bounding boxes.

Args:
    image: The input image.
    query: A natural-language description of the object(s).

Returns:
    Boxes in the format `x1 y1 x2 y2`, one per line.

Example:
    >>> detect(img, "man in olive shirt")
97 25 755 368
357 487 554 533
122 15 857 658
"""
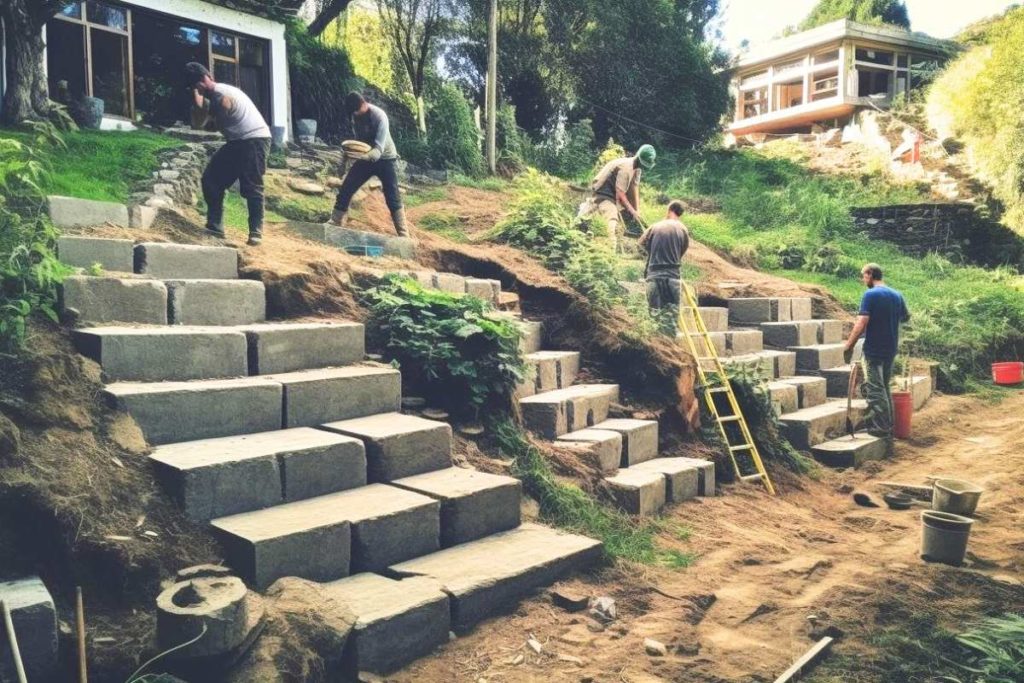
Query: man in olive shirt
578 144 656 251
639 200 690 333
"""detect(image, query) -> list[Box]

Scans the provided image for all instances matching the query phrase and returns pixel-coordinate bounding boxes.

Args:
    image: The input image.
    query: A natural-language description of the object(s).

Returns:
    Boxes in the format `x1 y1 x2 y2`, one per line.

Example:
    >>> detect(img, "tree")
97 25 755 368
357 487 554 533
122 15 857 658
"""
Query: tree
799 0 911 31
306 0 355 36
0 0 69 125
378 0 454 133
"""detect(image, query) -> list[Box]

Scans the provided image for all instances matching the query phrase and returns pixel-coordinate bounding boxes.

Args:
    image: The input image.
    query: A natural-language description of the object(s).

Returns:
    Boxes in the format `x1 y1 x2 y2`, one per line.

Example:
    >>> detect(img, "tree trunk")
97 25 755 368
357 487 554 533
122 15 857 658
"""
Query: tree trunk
415 94 426 134
1 6 52 125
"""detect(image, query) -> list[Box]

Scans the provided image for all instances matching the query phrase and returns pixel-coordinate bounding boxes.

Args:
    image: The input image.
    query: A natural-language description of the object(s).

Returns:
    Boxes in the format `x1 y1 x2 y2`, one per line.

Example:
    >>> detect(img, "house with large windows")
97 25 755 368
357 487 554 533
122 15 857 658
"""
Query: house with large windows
726 19 957 137
2 0 301 137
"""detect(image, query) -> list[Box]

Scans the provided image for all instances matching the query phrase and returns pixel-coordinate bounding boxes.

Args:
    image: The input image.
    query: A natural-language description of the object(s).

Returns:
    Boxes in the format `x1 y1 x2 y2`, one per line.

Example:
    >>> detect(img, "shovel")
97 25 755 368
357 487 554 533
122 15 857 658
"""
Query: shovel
845 343 864 439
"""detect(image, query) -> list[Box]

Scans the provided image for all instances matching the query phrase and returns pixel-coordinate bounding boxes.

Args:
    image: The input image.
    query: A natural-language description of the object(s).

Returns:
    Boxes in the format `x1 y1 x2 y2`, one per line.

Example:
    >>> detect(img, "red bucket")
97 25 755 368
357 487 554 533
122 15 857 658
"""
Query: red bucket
992 362 1024 385
893 391 913 439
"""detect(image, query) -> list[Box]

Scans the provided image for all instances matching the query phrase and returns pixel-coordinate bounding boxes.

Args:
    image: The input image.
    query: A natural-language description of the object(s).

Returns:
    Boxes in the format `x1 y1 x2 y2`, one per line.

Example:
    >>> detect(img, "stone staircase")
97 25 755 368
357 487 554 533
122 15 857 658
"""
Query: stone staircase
56 236 602 676
708 294 933 468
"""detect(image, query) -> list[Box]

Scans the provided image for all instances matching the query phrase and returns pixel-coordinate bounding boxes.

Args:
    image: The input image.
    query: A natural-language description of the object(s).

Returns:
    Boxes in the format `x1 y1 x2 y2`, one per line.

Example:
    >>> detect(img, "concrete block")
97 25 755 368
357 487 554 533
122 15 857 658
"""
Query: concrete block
811 433 889 468
697 307 729 332
464 278 495 302
792 344 845 374
325 574 450 675
592 418 658 467
524 351 580 393
129 204 159 229
390 523 603 631
767 381 799 415
268 366 401 428
166 279 266 326
760 321 819 348
321 413 452 482
684 331 726 356
896 374 932 411
287 220 328 243
818 319 844 344
73 326 248 382
556 428 622 472
432 272 465 294
603 469 666 515
629 458 701 503
134 242 238 279
61 276 168 325
821 365 854 397
777 375 828 408
0 577 57 682
779 400 866 450
48 195 128 228
240 322 365 375
104 377 282 445
57 236 134 272
719 353 774 380
519 384 620 438
727 297 796 324
760 349 797 378
213 484 440 588
518 320 543 354
392 467 522 546
788 297 813 321
725 330 763 355
410 270 436 288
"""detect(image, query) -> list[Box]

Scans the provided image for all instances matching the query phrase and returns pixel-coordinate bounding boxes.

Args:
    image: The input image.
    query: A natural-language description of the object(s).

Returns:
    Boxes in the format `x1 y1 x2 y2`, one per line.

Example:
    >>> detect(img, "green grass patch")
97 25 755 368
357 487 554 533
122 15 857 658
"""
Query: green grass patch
416 211 468 242
452 173 509 192
198 191 288 234
265 192 330 223
402 186 447 208
2 128 184 203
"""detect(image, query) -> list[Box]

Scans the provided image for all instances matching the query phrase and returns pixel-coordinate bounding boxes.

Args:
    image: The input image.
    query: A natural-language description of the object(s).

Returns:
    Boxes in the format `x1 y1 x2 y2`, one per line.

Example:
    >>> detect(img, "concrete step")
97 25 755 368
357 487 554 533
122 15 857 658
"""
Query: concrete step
266 366 401 428
135 242 238 280
628 458 704 503
517 351 581 397
61 276 168 326
727 297 813 324
718 350 796 380
760 349 798 378
555 428 622 473
683 331 726 356
697 307 729 332
824 368 934 408
767 381 799 415
390 522 603 632
519 384 620 438
760 319 844 347
778 399 867 450
242 322 365 375
811 433 889 468
57 236 134 272
166 279 265 326
150 428 366 521
212 484 441 589
790 344 846 374
775 376 828 408
391 467 522 546
518 320 542 354
104 377 283 446
592 418 658 467
320 412 452 482
497 291 520 312
724 329 763 356
821 364 855 397
603 468 666 515
74 326 248 382
323 573 450 675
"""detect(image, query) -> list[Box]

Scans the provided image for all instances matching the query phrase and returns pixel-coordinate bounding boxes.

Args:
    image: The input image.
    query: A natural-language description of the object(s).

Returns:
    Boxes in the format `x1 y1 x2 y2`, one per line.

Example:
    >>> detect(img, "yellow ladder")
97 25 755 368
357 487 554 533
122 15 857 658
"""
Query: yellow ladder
676 284 776 495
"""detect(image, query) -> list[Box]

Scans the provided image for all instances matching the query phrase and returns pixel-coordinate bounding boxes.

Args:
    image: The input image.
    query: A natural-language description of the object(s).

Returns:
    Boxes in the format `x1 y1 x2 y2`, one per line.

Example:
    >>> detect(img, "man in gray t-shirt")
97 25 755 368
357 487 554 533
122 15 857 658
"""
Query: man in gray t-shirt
330 92 407 236
638 200 690 333
187 62 271 246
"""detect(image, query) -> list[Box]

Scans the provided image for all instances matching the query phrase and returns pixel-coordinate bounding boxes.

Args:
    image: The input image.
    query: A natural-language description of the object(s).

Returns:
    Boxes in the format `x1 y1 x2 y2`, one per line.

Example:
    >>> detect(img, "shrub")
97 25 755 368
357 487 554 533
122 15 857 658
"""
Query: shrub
955 613 1024 682
541 119 597 180
361 275 524 419
425 83 485 176
287 22 362 143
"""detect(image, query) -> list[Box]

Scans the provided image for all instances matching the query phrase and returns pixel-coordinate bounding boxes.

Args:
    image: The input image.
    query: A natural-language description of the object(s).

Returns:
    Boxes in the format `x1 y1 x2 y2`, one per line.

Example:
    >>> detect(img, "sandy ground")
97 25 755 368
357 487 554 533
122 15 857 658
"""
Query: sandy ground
390 390 1024 683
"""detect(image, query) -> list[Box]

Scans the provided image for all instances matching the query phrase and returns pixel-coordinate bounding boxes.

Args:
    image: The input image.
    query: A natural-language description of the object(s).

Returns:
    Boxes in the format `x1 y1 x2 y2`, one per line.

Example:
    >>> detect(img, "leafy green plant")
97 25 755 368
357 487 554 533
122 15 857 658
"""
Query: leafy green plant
424 83 485 176
361 275 525 419
953 613 1024 682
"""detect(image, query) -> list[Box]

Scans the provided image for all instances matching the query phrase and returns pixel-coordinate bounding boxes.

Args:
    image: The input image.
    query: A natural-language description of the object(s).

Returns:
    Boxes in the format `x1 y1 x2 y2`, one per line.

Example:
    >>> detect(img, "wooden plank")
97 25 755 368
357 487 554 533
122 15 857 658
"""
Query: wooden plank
774 636 834 683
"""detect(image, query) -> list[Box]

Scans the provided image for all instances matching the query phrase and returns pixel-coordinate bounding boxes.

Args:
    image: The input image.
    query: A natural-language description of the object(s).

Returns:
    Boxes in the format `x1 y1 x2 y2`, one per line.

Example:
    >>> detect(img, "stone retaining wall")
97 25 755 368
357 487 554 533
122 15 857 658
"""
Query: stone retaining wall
850 203 1024 269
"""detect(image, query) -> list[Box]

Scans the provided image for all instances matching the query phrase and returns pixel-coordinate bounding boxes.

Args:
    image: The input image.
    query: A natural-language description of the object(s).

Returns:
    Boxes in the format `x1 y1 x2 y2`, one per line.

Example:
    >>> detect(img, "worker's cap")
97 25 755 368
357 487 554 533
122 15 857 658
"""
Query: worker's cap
637 144 657 169
185 62 211 87
345 91 367 115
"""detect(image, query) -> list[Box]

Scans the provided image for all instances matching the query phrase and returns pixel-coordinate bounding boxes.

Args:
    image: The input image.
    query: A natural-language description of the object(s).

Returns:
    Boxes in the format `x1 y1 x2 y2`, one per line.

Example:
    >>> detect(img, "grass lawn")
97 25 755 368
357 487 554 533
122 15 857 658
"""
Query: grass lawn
2 128 185 204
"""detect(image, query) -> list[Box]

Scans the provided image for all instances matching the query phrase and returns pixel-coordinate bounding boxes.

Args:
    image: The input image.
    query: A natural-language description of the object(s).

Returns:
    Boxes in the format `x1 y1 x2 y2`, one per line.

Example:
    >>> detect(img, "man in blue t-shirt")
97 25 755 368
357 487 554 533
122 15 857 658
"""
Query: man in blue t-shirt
842 263 910 441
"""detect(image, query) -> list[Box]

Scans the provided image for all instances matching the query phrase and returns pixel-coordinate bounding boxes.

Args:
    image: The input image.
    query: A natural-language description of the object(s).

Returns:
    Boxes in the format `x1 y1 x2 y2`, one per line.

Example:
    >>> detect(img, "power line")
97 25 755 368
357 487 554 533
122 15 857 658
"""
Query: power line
575 96 709 146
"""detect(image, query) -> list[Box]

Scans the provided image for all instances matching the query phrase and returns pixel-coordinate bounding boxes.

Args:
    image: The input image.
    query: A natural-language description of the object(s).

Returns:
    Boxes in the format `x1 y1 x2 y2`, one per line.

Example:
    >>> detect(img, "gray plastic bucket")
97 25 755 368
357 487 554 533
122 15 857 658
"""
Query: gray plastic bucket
921 510 973 566
932 479 983 516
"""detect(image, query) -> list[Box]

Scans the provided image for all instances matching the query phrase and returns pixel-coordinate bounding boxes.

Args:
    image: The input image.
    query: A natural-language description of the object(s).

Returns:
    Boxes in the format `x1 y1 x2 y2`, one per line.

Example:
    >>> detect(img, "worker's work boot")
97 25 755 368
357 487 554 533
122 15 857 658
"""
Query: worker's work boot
247 197 264 246
329 209 348 227
205 197 226 238
391 208 410 237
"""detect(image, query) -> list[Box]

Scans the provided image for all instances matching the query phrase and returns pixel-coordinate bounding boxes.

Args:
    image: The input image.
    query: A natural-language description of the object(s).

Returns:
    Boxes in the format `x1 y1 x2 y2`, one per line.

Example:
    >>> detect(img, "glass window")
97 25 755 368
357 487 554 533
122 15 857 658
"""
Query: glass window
742 88 768 119
774 58 804 76
211 31 236 58
132 11 208 125
86 1 127 31
740 70 768 87
59 2 83 19
897 54 909 68
858 68 891 97
47 19 88 102
91 28 130 116
855 48 893 66
815 49 839 64
773 82 804 111
896 73 908 97
213 59 238 86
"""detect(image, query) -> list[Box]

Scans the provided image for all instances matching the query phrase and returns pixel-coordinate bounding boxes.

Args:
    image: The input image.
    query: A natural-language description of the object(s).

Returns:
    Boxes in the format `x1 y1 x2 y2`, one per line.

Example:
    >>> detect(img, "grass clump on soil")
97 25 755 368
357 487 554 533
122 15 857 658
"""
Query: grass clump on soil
416 211 468 243
2 127 184 203
361 275 525 420
953 613 1024 682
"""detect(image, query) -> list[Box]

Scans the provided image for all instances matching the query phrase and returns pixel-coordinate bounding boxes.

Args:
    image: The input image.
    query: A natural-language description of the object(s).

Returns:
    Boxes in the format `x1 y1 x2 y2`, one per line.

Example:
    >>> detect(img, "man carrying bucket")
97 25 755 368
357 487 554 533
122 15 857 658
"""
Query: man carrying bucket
842 263 910 442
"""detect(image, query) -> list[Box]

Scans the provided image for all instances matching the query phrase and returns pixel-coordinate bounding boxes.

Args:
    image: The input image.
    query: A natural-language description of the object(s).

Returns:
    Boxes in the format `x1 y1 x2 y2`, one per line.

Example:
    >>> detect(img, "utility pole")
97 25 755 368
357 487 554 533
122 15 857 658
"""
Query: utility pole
486 0 498 175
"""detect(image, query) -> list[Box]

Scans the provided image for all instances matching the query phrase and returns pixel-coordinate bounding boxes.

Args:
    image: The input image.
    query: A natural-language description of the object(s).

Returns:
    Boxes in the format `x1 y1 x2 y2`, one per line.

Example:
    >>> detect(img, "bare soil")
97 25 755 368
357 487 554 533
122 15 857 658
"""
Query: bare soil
393 391 1024 683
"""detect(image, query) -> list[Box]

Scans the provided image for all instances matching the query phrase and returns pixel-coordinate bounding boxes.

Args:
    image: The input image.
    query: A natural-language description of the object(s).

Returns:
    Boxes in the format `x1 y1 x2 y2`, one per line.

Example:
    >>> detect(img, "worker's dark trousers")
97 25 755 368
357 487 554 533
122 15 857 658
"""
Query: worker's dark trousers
202 138 270 235
646 276 681 334
334 158 403 213
862 355 895 437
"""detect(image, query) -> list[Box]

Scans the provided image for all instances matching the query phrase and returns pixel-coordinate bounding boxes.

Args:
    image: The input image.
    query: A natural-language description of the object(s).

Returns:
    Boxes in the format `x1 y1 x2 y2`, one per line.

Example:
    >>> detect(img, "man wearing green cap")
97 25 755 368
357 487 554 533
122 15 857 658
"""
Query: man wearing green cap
577 144 656 251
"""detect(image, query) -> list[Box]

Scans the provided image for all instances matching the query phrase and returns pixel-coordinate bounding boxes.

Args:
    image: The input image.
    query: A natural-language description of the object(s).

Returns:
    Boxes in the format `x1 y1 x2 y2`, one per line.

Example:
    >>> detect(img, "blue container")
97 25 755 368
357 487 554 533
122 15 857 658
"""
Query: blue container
344 245 385 258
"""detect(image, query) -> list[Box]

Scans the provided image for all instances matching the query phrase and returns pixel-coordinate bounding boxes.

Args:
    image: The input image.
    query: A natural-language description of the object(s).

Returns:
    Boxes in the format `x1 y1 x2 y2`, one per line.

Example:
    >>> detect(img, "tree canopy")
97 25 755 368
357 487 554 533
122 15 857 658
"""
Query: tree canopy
799 0 911 31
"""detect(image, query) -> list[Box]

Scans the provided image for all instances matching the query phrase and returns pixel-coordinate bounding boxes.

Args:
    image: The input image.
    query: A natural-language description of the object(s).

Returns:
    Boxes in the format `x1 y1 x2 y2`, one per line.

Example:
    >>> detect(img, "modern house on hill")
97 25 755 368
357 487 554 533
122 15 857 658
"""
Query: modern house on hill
726 19 958 137
1 0 301 137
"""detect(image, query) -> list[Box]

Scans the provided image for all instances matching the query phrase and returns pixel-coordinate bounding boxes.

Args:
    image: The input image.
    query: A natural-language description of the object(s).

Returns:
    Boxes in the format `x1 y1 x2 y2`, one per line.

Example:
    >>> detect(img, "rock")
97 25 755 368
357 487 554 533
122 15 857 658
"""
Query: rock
326 176 344 188
551 589 589 613
175 564 234 582
0 413 21 462
644 638 667 657
358 673 385 683
289 178 327 195
558 654 585 666
527 637 542 654
457 423 485 436
156 576 258 659
402 396 427 409
589 596 616 623
423 408 450 420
